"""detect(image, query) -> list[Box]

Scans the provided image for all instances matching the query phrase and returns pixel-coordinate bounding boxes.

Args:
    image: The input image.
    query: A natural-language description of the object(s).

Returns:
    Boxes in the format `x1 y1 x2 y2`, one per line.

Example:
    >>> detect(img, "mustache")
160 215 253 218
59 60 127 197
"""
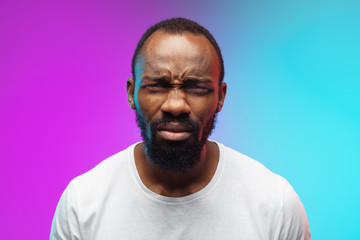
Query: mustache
150 113 199 132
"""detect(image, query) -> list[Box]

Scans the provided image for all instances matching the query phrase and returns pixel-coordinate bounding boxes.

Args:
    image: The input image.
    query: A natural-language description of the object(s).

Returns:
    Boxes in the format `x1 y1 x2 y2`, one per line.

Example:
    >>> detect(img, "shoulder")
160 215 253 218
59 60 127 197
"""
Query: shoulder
50 143 139 239
217 142 311 239
71 143 137 189
218 143 286 188
61 142 139 210
218 142 302 205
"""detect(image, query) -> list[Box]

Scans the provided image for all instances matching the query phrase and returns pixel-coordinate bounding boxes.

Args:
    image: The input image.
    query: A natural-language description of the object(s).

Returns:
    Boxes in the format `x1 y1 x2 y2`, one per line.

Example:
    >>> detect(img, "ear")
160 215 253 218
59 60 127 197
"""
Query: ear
216 82 227 113
126 77 136 110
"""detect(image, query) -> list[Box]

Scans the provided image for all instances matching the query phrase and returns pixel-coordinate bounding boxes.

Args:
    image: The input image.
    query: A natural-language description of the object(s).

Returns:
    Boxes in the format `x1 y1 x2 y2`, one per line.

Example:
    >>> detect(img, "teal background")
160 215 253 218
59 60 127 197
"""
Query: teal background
1 0 359 239
208 1 360 239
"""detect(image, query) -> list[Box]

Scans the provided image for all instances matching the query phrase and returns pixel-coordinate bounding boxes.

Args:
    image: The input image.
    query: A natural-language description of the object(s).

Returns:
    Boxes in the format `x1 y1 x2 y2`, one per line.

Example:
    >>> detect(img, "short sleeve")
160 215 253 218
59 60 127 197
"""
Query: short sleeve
274 180 311 240
50 181 81 240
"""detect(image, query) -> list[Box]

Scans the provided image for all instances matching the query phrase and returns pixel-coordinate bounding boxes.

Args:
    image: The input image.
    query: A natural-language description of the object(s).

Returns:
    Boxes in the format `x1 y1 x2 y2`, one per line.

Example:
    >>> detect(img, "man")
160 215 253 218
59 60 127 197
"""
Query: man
51 18 310 239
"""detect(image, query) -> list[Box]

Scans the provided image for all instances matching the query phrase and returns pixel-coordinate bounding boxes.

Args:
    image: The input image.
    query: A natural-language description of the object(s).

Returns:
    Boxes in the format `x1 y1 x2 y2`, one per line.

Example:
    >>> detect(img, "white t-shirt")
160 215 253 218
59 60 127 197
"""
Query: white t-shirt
50 142 310 240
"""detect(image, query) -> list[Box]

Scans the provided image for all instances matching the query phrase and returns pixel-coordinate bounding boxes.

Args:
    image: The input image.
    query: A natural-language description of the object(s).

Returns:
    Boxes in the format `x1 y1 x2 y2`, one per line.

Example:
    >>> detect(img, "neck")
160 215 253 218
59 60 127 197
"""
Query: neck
134 141 219 197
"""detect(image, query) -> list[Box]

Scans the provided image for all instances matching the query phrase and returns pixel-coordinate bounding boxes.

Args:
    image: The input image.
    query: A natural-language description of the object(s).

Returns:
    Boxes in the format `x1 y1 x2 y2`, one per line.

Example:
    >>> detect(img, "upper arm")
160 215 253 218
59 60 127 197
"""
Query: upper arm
50 181 81 240
274 180 311 240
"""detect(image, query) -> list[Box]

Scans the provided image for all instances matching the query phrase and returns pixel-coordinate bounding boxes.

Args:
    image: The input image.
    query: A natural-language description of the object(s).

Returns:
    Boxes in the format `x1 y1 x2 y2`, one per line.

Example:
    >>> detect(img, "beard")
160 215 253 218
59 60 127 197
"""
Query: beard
136 111 217 173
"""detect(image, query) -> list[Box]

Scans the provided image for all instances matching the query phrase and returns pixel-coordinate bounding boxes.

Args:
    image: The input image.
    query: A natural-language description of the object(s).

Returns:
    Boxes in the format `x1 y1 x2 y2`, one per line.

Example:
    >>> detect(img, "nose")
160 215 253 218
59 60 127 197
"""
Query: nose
160 88 191 117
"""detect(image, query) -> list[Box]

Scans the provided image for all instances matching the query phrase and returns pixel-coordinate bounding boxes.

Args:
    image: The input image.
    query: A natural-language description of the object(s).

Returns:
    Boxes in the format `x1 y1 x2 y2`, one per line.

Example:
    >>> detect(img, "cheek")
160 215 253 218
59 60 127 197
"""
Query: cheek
135 90 164 121
188 94 218 122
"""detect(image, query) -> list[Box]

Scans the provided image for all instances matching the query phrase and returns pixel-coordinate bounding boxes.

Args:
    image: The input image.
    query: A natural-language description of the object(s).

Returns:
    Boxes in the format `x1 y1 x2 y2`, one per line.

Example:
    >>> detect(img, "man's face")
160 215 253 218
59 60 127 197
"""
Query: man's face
127 30 226 173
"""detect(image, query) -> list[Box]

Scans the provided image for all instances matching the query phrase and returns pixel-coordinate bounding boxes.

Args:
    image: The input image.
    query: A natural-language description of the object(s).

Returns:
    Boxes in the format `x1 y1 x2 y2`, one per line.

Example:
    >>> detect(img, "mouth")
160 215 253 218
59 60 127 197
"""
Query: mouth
157 124 193 142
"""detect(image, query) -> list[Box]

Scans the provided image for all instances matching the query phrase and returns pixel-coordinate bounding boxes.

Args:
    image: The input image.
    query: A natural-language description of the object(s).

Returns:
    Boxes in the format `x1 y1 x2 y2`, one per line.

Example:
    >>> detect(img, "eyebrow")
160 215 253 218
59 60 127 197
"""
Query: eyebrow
141 76 168 82
142 76 212 84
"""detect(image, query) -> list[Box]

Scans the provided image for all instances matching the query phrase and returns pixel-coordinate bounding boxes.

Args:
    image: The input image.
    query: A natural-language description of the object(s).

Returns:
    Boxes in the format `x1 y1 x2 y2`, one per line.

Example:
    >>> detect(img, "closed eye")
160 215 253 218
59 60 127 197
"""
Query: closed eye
184 84 212 94
143 82 170 92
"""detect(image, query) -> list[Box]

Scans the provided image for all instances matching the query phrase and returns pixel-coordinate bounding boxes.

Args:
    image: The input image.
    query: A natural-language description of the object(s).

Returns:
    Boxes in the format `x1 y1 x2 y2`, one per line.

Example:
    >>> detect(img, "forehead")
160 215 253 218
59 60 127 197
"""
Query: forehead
136 31 220 80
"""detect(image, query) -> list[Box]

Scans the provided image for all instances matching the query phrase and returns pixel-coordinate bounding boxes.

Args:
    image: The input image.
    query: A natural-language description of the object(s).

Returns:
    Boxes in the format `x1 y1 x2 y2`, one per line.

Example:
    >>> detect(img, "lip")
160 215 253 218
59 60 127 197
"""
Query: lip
157 130 192 141
156 124 193 141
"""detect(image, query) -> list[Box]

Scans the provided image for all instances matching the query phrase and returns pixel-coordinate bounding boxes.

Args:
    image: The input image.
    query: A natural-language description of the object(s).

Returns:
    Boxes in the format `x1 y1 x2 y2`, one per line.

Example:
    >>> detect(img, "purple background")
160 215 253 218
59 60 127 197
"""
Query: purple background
1 0 359 239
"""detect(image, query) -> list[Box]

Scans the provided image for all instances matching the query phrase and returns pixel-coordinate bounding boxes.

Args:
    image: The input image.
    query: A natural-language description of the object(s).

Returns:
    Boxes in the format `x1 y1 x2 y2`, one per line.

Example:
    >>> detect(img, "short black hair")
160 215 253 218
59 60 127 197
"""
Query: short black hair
131 17 224 84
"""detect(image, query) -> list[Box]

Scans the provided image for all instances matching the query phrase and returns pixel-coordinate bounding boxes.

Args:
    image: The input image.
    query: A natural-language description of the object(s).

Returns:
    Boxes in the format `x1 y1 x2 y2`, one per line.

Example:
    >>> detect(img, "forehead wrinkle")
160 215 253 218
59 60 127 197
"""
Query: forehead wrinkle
144 59 192 80
140 31 220 82
142 56 217 84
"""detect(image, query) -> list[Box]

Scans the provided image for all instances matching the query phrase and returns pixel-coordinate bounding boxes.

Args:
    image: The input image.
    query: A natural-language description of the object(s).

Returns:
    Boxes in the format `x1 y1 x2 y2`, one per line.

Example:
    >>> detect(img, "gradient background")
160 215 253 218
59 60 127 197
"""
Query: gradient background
1 0 359 239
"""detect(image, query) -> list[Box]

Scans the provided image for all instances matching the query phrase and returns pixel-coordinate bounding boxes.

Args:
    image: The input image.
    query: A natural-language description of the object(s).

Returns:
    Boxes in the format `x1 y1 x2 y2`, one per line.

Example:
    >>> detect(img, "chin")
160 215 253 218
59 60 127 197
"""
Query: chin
146 135 204 173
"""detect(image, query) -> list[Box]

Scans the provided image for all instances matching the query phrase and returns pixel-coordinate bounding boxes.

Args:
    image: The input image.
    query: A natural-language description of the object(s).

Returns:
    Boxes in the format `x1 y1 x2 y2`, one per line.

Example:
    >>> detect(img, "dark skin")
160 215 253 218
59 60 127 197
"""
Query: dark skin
127 30 227 197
